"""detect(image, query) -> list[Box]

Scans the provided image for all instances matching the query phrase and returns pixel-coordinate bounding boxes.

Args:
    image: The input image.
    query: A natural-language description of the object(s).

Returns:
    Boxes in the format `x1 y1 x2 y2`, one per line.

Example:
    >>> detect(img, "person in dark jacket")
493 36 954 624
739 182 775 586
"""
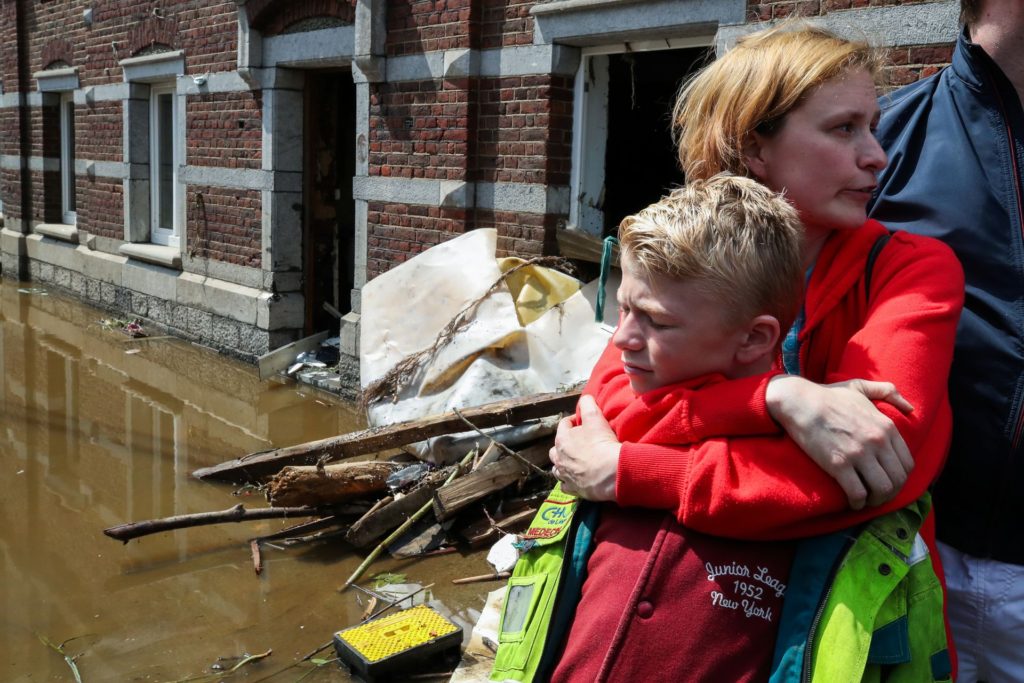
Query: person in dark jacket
869 0 1024 679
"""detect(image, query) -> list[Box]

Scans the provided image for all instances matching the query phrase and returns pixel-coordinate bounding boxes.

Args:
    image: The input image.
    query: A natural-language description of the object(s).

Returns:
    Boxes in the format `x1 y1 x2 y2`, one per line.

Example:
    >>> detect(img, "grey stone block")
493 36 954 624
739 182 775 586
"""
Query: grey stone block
131 292 149 316
186 308 214 340
241 327 271 356
172 304 190 333
211 316 241 350
54 267 71 289
149 298 169 325
70 271 87 296
101 282 118 305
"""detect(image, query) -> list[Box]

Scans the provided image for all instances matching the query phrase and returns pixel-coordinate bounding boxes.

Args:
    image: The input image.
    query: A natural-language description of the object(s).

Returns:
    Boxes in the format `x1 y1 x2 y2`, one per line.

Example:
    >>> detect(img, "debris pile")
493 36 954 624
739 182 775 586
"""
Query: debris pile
103 389 578 592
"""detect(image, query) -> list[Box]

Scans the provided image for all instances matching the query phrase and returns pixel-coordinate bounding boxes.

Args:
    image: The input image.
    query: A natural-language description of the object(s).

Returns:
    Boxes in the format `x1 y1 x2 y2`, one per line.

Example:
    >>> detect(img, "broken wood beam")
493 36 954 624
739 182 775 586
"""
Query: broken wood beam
432 443 551 521
266 461 400 507
459 506 539 547
192 389 580 483
345 470 451 548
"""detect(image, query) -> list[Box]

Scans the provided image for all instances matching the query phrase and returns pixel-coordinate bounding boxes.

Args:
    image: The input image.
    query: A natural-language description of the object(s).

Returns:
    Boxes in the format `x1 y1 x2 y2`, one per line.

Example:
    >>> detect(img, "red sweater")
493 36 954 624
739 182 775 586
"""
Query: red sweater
611 220 965 541
551 375 795 683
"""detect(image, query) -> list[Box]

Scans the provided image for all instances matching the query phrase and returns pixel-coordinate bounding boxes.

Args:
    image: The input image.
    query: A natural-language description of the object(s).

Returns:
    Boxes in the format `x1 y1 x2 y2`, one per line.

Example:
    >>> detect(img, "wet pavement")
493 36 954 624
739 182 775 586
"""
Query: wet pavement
0 279 494 682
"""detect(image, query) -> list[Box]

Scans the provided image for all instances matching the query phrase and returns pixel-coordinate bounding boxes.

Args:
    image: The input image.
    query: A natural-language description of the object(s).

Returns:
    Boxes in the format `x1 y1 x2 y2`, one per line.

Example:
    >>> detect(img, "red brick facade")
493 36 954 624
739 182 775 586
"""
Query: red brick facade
187 186 262 266
0 0 960 359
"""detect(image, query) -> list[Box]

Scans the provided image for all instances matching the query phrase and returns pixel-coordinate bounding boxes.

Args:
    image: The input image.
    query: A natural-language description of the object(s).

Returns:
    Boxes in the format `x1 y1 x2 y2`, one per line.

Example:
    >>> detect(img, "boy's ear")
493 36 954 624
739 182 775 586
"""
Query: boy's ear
734 314 781 366
741 132 769 182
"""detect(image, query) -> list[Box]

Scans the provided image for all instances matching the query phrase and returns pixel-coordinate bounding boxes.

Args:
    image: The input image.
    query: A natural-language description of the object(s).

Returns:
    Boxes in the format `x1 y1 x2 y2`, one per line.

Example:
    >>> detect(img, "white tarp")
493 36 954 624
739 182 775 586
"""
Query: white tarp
360 229 617 462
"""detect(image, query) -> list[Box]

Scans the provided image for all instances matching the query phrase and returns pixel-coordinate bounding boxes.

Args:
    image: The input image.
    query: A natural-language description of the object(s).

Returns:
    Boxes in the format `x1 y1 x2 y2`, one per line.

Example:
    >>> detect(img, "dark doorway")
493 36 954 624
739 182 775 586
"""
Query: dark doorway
303 71 357 335
601 46 711 236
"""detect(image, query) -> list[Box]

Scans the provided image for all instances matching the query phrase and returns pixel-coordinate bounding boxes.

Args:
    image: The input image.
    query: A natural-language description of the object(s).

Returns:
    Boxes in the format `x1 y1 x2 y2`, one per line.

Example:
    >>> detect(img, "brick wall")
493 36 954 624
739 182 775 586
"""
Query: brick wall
884 43 955 87
387 0 474 56
745 0 955 85
480 0 535 48
78 177 124 240
187 186 262 267
366 203 466 277
475 74 573 185
369 80 470 180
187 92 263 169
482 210 559 258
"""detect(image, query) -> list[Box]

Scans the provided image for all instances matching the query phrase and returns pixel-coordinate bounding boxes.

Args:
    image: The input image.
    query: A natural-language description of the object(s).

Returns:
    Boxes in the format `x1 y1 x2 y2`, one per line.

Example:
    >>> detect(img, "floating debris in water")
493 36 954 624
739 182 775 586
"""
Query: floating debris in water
17 287 48 295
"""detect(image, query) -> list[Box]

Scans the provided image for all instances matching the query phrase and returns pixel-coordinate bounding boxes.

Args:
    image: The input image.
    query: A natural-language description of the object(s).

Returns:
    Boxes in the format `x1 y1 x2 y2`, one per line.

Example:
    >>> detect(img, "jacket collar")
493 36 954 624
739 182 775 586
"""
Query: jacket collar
952 25 1023 119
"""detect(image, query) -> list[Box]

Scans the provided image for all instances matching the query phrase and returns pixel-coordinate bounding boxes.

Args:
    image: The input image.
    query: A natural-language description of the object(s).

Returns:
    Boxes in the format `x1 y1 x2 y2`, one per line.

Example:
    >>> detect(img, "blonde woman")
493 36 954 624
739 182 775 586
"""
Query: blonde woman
548 25 963 682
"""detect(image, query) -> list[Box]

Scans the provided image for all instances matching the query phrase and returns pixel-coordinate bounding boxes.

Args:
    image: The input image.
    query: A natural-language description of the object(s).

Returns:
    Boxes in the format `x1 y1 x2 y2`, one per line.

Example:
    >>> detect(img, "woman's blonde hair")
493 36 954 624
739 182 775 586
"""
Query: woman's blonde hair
619 173 804 331
673 23 884 180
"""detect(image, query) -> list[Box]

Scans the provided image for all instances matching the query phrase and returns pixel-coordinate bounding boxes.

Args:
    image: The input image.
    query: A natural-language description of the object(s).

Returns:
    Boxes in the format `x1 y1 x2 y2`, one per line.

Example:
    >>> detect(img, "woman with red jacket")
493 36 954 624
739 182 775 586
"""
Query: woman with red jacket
548 23 964 682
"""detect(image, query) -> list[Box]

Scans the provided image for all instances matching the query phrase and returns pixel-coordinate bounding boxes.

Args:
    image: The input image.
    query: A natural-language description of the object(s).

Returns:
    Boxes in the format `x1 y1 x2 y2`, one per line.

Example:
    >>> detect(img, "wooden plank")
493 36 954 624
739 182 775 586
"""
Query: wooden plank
256 330 330 380
344 470 450 548
556 228 620 265
193 389 580 483
432 443 551 521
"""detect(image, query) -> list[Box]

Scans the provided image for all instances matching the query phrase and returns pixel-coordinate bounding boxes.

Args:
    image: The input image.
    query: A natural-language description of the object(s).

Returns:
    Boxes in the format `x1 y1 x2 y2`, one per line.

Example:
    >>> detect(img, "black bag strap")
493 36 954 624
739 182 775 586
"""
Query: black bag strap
864 231 893 300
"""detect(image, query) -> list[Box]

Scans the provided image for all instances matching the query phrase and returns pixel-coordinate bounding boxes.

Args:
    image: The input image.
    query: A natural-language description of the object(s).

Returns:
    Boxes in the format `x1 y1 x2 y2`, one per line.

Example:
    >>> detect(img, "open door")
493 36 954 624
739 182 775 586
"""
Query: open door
303 70 356 335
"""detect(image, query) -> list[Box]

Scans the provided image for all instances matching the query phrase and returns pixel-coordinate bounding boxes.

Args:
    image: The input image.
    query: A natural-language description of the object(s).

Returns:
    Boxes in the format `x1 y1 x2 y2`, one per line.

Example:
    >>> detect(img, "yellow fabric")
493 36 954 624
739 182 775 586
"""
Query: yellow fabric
497 258 581 326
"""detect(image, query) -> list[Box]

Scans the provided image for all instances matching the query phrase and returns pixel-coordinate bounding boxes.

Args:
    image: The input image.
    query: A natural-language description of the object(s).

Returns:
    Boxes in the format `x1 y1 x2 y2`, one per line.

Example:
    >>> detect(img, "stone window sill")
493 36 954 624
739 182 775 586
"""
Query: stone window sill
35 222 79 243
119 243 182 270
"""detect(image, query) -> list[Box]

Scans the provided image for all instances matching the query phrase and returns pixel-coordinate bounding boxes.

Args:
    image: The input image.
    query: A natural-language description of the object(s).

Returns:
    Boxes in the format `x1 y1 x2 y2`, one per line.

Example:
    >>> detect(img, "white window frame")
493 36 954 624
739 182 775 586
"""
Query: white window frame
149 83 180 248
59 92 77 224
567 36 712 236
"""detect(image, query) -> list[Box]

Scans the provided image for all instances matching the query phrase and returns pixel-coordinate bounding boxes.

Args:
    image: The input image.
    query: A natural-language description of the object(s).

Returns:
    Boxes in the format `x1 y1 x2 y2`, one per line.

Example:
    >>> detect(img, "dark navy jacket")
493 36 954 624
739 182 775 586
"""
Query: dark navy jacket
869 28 1024 564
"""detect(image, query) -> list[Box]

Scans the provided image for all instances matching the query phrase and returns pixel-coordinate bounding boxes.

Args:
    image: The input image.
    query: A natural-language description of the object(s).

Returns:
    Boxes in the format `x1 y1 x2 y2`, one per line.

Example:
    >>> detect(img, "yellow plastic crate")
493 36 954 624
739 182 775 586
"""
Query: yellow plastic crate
333 604 462 681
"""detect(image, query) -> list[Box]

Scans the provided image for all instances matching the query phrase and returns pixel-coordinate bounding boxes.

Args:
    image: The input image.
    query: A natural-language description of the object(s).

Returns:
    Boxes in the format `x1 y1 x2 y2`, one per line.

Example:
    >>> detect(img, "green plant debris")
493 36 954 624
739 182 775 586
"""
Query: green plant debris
36 633 86 683
168 649 272 683
371 572 408 589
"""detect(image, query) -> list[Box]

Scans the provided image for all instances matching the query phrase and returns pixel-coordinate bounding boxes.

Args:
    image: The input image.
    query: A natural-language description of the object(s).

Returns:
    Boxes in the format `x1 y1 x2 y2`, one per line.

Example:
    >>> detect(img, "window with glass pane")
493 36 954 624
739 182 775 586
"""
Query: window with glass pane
60 94 76 223
150 86 177 246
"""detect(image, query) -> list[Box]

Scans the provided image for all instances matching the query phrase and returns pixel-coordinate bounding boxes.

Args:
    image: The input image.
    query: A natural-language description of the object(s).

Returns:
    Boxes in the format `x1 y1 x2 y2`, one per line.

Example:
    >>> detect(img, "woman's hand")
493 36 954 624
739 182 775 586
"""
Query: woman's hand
766 375 916 510
549 395 620 501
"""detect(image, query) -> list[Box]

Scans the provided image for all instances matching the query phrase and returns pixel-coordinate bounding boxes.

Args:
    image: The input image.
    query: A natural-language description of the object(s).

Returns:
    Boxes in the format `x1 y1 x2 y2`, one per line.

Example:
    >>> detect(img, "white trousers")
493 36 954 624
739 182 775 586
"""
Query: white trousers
938 541 1024 683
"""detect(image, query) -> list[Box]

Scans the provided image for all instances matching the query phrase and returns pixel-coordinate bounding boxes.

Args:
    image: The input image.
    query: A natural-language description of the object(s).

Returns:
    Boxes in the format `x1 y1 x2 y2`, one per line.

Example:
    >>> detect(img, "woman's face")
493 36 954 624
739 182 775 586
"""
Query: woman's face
744 68 886 243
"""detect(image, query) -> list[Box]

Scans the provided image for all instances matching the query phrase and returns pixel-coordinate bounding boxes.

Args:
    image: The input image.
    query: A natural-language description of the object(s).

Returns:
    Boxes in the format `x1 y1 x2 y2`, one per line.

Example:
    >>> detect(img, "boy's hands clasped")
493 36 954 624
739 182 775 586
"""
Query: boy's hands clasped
550 395 620 502
765 375 916 510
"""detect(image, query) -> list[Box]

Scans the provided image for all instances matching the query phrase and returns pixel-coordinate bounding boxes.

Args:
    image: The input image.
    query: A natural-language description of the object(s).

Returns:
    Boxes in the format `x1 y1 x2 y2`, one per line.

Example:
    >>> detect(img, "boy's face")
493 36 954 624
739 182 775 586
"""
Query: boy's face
613 255 748 395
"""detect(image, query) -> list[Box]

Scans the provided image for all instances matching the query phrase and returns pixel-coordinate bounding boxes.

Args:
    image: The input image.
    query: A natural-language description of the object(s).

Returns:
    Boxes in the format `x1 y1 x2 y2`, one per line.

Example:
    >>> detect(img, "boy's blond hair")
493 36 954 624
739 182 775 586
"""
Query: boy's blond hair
619 174 804 331
673 23 884 181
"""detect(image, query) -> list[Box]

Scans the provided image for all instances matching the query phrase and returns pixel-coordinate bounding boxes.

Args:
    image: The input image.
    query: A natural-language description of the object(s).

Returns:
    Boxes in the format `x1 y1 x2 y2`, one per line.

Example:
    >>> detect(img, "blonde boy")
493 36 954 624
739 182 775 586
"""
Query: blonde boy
494 174 806 683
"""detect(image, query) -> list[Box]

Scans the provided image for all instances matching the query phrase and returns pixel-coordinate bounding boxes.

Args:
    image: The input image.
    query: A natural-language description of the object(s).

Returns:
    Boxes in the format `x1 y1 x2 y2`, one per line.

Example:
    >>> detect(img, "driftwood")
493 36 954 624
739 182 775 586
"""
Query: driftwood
432 443 551 521
452 572 512 585
345 470 451 548
459 505 539 547
250 514 350 543
266 461 400 507
343 451 476 589
103 503 342 543
193 389 580 483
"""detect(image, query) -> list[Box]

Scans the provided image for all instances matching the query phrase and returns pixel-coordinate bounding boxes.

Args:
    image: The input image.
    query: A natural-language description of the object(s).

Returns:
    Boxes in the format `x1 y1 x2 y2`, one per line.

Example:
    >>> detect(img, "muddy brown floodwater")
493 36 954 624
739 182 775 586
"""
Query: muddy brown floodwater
0 280 495 682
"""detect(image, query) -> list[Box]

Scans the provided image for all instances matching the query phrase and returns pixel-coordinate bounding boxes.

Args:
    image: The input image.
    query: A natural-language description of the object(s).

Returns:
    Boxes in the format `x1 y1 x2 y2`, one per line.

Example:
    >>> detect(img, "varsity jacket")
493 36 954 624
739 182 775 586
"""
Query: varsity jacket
869 28 1024 564
492 371 797 683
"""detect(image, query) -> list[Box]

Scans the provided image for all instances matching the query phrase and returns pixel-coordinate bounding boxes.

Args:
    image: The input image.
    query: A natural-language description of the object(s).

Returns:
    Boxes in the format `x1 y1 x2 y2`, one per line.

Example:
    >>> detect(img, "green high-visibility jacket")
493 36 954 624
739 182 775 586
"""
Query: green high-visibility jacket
771 494 952 683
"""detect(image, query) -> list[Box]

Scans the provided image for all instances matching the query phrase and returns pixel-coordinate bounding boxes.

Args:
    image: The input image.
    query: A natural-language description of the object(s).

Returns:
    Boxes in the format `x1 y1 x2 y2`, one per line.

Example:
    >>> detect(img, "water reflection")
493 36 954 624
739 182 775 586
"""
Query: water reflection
0 281 488 682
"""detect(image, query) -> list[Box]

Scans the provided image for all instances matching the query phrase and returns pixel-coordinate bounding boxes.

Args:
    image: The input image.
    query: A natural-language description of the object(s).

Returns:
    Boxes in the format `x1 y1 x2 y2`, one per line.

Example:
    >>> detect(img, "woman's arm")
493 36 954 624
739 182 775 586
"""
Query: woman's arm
557 234 964 539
